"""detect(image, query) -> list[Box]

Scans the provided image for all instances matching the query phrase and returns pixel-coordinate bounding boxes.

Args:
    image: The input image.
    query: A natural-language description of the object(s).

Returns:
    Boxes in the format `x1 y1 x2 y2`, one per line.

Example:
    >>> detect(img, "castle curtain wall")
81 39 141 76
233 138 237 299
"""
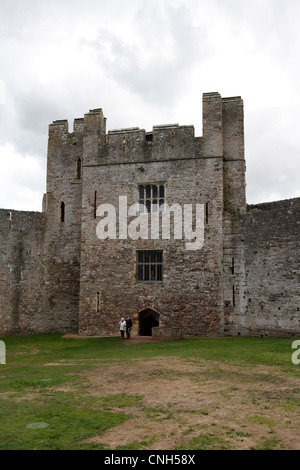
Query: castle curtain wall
0 210 47 335
241 199 300 337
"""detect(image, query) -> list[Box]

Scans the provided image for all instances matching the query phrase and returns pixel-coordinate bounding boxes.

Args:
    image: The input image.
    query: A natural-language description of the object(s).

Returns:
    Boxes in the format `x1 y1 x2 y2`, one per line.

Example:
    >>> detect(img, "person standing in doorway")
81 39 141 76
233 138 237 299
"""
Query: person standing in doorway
126 317 133 339
119 318 126 339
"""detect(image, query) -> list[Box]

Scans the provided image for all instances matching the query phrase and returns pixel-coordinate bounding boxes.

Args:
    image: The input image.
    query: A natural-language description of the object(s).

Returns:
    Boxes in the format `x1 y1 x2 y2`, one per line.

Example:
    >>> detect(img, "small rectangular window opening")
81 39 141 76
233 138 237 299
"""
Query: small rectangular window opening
137 250 163 282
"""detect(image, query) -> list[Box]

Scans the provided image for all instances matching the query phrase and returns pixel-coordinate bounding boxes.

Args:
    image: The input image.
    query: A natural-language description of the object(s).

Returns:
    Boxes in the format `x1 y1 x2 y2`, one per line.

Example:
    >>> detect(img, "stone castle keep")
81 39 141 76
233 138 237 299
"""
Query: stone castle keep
0 92 299 338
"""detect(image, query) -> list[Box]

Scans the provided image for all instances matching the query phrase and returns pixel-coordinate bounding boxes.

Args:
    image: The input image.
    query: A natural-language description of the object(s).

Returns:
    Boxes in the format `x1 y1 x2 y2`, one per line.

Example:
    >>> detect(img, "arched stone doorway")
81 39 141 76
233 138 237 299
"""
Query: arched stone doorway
138 308 160 336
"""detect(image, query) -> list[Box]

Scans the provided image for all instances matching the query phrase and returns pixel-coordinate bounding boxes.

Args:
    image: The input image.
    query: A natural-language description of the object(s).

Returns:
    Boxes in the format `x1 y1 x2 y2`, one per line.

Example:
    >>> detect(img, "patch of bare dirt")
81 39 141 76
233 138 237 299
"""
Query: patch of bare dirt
79 357 300 450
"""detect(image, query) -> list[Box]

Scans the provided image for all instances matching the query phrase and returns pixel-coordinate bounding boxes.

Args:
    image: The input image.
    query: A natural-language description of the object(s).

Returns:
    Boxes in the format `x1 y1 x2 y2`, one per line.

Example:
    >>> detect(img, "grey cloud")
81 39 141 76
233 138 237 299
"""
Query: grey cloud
0 0 42 40
0 0 299 211
215 0 300 59
245 106 300 203
0 85 63 157
83 2 211 107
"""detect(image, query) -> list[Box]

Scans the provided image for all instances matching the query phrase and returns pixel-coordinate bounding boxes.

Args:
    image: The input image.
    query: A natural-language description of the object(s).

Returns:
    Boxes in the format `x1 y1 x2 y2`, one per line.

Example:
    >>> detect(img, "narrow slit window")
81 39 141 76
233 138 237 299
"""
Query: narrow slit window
94 191 97 219
7 211 12 229
96 292 100 313
60 202 65 222
205 202 209 224
76 158 82 179
171 131 175 147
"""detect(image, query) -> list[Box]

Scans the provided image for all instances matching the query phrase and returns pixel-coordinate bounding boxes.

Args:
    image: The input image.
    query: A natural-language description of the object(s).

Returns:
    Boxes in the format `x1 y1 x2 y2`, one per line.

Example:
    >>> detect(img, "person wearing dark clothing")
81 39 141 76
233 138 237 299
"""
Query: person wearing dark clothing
126 317 133 339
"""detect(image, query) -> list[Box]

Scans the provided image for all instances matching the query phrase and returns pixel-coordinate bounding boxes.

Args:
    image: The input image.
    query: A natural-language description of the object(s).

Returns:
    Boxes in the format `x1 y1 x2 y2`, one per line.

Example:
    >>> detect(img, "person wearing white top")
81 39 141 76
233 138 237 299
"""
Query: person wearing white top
119 318 126 338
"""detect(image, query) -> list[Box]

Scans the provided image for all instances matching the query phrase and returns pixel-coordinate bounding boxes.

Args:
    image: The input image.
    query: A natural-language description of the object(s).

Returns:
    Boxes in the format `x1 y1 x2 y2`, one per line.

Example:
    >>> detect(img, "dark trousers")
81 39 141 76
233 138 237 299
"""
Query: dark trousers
126 327 131 339
120 330 124 338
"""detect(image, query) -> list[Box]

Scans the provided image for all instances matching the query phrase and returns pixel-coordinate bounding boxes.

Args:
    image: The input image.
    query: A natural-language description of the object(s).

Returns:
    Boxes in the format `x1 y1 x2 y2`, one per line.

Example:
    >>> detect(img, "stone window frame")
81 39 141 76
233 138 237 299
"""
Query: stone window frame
138 183 165 213
136 250 163 283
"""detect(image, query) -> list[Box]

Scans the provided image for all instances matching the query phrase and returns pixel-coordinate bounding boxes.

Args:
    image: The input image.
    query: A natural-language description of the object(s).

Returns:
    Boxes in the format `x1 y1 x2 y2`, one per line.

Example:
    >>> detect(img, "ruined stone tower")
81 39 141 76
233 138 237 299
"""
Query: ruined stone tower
0 92 299 338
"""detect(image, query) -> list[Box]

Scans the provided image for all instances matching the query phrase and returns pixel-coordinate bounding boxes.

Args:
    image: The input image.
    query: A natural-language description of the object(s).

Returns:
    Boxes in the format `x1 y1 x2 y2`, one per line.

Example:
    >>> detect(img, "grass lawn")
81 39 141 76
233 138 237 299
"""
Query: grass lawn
0 334 299 450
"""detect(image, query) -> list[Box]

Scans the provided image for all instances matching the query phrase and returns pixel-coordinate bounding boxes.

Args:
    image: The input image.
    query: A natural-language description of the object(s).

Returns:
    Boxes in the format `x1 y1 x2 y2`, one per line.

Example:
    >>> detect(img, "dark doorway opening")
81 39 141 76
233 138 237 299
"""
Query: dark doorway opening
138 308 160 336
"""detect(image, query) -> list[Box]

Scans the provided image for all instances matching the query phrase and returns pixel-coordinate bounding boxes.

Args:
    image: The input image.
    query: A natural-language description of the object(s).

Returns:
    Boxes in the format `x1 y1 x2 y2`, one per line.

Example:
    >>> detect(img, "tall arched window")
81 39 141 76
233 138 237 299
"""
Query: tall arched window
76 158 82 179
60 202 65 222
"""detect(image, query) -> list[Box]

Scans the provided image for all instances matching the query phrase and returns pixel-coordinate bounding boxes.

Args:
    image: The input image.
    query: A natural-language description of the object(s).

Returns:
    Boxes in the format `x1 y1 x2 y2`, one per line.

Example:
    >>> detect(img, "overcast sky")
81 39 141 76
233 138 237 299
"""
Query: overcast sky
1 0 300 211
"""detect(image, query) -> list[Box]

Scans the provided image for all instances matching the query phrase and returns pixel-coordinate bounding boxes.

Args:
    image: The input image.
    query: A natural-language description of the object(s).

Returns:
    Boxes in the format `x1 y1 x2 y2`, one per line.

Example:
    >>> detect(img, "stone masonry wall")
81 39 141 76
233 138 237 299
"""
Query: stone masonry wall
221 96 248 336
79 103 226 337
0 210 47 335
79 156 224 337
43 117 84 332
227 198 300 337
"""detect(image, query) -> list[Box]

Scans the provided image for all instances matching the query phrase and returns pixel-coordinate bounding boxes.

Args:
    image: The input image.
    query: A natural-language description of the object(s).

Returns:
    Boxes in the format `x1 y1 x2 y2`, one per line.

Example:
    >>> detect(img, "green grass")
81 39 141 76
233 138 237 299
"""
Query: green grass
2 333 299 367
176 432 231 450
0 333 298 450
1 399 126 450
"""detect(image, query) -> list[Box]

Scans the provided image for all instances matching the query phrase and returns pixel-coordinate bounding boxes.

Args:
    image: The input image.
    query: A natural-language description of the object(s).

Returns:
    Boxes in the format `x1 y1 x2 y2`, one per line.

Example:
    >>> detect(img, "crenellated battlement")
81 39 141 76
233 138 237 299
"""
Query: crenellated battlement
73 118 84 133
49 119 69 138
46 94 245 213
99 123 198 166
49 117 84 139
